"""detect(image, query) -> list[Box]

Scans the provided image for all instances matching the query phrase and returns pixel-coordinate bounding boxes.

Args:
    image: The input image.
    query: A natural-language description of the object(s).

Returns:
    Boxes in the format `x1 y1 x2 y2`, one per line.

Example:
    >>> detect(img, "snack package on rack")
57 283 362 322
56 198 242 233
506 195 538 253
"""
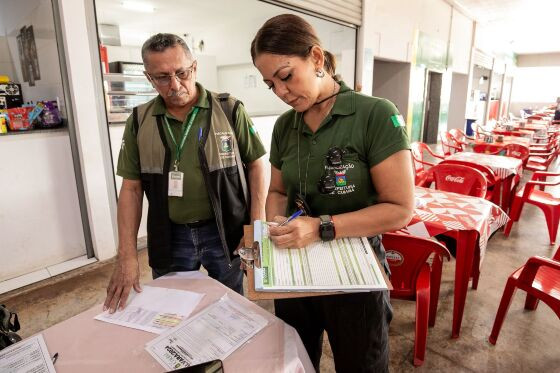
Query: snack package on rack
7 107 33 131
28 102 44 123
38 101 62 128
0 111 8 133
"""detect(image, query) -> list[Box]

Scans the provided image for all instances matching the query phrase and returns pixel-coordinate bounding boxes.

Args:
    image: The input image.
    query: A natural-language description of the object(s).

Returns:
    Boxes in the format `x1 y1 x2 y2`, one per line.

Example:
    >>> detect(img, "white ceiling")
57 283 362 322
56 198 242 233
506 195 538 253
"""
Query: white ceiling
454 0 560 54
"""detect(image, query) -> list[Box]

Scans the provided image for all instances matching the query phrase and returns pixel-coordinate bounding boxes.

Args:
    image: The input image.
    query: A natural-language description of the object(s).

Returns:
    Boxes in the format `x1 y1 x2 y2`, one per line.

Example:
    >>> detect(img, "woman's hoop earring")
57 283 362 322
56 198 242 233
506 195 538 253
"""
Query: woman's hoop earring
316 69 325 78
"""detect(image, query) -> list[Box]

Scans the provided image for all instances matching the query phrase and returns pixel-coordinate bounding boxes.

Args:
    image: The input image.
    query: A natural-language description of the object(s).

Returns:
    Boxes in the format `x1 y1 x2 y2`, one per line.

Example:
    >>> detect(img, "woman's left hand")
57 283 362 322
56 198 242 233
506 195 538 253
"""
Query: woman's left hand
268 216 321 249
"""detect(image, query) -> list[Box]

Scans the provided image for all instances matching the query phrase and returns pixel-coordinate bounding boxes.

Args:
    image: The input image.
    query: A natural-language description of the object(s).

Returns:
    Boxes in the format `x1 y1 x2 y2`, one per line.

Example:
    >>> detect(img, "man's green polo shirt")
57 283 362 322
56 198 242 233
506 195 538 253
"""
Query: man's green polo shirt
269 81 410 217
117 83 266 224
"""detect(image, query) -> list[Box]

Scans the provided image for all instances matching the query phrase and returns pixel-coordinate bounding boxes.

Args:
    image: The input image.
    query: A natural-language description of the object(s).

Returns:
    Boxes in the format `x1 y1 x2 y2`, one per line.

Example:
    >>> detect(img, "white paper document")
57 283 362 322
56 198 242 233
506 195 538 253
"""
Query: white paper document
0 334 56 373
253 220 389 292
145 295 268 370
94 286 204 334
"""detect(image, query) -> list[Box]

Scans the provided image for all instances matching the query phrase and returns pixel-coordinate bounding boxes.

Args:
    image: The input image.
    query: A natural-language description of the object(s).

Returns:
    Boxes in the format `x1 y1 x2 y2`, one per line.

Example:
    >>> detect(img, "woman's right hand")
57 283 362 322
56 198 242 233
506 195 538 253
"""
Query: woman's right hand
268 215 321 249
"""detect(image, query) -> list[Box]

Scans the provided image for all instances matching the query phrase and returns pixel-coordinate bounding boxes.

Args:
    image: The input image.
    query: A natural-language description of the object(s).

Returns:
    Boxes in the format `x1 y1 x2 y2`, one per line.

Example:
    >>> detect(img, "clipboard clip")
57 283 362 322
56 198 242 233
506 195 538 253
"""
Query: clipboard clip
238 241 261 269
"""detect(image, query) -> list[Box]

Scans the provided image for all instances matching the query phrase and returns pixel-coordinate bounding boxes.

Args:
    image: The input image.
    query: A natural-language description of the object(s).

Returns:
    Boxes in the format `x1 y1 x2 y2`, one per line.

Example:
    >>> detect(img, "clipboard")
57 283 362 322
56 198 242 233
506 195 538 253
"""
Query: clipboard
240 225 392 301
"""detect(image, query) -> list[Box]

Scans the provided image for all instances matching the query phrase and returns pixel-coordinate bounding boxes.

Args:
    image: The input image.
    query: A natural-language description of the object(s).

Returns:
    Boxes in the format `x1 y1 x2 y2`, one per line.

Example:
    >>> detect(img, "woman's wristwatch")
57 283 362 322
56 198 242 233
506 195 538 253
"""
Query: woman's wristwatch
319 215 336 241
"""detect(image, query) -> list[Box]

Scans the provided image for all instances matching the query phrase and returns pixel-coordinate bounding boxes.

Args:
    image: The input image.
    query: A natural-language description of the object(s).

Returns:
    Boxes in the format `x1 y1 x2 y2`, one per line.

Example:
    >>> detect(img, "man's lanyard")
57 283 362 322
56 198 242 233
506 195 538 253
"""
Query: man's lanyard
164 107 200 171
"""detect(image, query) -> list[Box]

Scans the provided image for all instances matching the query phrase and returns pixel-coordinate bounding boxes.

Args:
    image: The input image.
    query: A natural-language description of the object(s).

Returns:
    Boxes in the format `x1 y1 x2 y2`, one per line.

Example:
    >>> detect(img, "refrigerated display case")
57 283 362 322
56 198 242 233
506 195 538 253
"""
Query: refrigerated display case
103 73 156 124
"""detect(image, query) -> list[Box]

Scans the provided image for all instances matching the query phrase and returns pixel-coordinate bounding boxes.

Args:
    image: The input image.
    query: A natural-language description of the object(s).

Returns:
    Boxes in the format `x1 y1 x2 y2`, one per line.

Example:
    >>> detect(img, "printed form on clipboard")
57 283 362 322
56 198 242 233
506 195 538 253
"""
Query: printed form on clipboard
253 220 389 292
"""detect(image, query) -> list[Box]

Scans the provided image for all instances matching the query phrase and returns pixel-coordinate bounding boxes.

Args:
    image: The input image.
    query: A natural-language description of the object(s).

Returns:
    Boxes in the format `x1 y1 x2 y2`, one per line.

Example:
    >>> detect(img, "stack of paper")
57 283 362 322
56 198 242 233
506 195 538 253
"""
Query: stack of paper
145 296 268 370
253 220 389 292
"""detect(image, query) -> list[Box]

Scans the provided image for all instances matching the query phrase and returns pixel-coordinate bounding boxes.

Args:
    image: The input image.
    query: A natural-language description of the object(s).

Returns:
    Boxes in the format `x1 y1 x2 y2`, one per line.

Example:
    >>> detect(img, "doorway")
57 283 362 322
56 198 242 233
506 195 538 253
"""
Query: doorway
422 71 442 144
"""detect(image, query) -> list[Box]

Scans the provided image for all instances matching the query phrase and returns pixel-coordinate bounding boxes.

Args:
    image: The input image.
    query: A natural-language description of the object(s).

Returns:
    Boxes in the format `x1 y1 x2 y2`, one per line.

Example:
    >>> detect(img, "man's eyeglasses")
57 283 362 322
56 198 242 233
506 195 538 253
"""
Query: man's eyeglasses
146 61 196 87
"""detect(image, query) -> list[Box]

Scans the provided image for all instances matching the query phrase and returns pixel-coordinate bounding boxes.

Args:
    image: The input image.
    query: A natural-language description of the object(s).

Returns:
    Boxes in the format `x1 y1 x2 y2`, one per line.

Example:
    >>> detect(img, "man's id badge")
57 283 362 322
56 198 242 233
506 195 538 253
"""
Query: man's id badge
168 171 184 197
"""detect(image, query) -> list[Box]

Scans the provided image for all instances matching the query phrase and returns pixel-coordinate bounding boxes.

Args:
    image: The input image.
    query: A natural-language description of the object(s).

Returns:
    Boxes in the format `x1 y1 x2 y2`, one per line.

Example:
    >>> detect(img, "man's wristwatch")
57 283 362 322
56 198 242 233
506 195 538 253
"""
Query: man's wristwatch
319 215 336 241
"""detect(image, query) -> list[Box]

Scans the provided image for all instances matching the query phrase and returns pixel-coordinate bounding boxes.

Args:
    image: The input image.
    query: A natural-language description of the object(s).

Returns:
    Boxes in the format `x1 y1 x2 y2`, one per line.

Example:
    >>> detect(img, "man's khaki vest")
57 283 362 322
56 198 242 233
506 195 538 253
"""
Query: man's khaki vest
132 91 249 269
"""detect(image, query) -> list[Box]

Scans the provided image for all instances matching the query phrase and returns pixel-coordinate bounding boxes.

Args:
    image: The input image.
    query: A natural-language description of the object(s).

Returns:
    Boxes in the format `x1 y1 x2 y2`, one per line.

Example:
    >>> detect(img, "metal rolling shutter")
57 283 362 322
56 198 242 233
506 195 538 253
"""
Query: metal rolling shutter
262 0 362 26
473 49 493 70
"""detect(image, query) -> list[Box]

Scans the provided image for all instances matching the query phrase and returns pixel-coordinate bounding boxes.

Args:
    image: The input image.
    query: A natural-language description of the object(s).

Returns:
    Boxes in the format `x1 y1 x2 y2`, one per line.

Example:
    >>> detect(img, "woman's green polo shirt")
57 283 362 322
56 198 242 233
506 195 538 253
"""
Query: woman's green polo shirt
269 81 410 217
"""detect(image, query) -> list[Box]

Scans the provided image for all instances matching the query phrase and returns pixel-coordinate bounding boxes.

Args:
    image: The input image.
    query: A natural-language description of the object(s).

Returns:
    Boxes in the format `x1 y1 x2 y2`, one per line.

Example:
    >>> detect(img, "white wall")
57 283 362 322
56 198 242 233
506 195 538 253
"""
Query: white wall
0 132 86 281
217 63 289 116
0 37 16 80
516 53 560 68
372 59 411 118
3 0 65 107
449 9 473 74
367 0 455 63
510 66 560 115
448 72 469 130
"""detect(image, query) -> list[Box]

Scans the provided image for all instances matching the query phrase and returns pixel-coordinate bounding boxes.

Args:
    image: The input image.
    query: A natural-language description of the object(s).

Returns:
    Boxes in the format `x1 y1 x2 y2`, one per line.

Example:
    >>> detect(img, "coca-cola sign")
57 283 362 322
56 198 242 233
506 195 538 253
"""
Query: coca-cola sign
445 175 465 183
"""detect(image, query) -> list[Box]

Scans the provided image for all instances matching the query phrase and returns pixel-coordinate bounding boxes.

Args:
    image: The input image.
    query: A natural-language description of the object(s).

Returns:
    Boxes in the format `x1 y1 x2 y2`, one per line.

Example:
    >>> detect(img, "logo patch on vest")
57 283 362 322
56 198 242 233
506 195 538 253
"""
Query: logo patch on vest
220 135 232 153
215 131 235 160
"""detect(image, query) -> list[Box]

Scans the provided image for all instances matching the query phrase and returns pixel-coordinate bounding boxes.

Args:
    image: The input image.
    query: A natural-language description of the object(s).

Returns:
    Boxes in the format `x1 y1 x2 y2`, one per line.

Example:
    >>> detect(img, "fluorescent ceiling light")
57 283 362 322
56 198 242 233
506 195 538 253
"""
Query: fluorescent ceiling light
122 1 154 13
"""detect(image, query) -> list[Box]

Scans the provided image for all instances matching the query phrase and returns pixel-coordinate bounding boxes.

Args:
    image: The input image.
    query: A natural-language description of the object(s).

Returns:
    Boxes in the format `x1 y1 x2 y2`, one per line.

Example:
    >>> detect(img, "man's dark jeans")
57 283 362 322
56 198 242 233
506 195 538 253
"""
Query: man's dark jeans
152 221 243 294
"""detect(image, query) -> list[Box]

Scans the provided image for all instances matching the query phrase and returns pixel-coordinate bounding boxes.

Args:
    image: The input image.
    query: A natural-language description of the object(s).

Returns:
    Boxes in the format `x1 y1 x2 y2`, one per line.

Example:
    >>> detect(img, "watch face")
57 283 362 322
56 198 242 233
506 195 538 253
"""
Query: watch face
320 215 335 241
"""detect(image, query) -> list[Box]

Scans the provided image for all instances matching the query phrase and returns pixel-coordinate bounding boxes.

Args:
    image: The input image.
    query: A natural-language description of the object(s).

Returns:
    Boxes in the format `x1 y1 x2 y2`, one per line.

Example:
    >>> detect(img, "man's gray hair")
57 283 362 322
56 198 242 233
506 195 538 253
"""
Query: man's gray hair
141 33 192 66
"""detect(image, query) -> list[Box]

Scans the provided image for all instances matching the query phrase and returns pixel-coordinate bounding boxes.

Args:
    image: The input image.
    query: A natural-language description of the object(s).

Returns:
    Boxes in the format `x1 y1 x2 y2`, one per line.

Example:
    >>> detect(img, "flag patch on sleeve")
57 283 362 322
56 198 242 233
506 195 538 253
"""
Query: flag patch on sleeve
390 114 405 128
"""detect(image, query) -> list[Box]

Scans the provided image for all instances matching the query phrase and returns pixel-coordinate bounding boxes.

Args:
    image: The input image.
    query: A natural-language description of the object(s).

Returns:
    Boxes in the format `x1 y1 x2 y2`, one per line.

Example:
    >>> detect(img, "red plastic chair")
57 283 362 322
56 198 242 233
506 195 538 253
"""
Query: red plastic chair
504 172 560 245
427 163 488 198
448 129 471 148
504 143 530 168
382 233 451 366
503 143 530 190
440 160 498 202
471 122 491 140
439 131 463 156
530 138 557 155
488 246 560 345
472 143 503 155
410 142 444 187
525 150 556 173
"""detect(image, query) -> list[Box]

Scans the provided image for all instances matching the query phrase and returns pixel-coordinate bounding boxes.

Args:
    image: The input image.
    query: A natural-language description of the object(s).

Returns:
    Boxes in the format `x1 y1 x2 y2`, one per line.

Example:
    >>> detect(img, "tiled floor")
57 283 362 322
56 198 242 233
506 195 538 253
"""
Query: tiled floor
1 159 559 372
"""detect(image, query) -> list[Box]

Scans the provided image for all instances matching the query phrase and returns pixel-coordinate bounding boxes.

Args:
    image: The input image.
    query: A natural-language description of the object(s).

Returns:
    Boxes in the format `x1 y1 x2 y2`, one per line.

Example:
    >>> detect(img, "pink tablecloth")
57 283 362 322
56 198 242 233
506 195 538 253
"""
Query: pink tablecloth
446 152 523 180
403 187 509 257
39 272 313 373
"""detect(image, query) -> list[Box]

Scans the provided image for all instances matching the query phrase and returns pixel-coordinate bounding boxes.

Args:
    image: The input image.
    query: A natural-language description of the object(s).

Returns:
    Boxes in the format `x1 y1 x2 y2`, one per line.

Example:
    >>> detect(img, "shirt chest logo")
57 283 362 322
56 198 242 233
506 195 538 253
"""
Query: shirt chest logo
335 172 347 187
325 167 356 195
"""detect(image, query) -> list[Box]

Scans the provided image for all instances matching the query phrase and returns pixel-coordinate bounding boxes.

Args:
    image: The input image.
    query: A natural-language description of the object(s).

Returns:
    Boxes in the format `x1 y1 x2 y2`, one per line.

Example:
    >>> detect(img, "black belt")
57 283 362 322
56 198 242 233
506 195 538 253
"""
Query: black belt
185 219 214 228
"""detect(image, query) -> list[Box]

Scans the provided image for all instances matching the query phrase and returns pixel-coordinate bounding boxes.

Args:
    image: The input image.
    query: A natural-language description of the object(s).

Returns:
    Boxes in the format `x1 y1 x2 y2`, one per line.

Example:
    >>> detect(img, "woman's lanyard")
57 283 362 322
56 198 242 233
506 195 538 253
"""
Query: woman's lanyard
164 107 199 171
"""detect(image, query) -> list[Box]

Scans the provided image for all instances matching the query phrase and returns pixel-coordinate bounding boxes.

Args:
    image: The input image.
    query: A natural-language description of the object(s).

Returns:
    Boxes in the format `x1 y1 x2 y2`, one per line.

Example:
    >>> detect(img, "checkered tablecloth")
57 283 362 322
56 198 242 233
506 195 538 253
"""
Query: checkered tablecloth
446 152 523 180
401 187 509 259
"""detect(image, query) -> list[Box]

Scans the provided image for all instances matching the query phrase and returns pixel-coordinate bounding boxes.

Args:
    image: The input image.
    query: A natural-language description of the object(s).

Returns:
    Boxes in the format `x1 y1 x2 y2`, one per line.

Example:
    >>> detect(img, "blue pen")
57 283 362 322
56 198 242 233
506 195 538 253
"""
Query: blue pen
279 209 304 226
198 127 203 140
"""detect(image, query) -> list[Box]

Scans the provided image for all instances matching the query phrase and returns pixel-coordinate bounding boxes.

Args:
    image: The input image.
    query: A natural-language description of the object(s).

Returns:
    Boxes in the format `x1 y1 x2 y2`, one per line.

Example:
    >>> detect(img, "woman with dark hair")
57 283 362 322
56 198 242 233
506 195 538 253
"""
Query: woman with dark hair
251 14 414 372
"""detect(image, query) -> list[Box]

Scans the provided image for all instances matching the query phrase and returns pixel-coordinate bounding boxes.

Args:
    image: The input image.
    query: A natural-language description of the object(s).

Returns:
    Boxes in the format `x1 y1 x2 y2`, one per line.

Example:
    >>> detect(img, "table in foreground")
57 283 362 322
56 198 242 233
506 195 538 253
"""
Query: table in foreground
40 272 314 372
402 187 509 338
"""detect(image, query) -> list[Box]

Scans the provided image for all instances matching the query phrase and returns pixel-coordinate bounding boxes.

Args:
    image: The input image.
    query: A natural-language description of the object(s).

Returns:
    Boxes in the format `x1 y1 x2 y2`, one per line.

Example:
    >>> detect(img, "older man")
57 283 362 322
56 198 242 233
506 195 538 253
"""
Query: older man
104 33 266 312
